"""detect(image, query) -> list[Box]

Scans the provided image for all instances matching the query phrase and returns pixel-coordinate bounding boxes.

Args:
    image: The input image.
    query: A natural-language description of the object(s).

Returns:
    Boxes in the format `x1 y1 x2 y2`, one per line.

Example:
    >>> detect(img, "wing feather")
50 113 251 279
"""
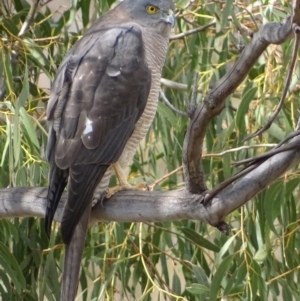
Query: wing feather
46 24 151 240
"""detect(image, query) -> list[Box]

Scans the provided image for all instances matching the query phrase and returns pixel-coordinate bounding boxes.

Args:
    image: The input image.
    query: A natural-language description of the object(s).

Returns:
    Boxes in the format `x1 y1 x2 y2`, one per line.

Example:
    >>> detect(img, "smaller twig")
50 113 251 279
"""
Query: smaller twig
41 0 54 6
202 164 259 204
182 0 194 10
236 31 245 52
160 90 188 116
202 145 279 203
185 72 199 118
242 24 300 143
234 139 300 167
171 14 253 44
231 12 254 42
239 23 255 38
160 78 187 91
274 129 300 148
202 134 300 204
170 21 216 40
13 76 25 82
182 16 199 27
207 144 277 157
149 166 183 191
191 72 199 107
242 7 260 31
236 117 300 167
175 0 195 13
228 104 237 112
18 0 42 37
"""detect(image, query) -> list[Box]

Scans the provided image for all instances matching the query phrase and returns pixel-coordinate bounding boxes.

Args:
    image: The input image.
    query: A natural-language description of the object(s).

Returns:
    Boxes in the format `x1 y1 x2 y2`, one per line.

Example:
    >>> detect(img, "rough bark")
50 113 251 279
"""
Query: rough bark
182 17 293 194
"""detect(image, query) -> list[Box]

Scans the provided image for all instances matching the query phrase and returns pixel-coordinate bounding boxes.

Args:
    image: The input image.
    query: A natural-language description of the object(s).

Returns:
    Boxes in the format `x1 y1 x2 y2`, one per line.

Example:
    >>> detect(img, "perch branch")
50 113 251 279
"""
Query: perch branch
1 134 300 231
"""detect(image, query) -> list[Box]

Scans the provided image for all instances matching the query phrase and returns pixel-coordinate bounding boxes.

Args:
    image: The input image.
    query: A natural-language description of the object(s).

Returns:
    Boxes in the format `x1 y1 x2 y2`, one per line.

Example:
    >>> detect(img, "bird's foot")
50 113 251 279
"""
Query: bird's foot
106 182 148 199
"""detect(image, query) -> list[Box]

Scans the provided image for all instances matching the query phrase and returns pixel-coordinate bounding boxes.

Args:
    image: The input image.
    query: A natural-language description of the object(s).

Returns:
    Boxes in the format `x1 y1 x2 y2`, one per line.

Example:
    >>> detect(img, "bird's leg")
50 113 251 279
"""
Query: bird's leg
106 162 147 198
113 162 132 189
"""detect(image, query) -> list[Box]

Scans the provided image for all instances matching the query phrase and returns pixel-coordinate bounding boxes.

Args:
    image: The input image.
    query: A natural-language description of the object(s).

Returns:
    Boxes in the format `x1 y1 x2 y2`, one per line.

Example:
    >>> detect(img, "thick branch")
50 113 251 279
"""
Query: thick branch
1 136 300 229
183 17 293 194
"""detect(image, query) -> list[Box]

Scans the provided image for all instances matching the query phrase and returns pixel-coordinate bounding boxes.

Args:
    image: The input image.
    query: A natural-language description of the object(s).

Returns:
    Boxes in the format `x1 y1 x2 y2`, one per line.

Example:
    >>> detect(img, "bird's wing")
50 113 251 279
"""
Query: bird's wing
48 24 151 168
46 24 151 243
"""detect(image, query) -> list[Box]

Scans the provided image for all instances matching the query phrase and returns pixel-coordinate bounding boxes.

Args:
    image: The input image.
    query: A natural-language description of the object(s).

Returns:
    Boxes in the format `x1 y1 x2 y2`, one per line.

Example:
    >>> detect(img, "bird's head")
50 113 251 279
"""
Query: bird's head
120 0 175 37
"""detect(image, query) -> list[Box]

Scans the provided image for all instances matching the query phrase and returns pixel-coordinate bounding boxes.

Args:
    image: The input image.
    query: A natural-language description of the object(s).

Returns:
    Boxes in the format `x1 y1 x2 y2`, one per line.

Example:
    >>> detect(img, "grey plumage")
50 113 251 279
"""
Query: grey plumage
45 0 174 255
46 1 174 300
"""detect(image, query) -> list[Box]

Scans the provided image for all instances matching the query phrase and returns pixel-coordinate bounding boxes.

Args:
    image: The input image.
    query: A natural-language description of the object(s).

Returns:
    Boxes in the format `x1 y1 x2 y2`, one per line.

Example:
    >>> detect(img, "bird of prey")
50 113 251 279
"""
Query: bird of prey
45 0 175 245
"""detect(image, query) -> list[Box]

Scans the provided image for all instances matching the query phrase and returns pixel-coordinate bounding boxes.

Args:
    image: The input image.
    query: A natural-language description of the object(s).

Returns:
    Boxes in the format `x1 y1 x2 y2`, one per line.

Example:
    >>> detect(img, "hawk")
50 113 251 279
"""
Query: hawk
45 0 175 245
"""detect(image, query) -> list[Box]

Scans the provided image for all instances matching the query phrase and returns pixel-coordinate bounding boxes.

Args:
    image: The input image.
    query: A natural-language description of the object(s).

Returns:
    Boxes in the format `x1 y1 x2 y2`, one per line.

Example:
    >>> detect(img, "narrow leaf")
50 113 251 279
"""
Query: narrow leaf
0 242 26 293
210 255 235 301
19 107 40 150
186 283 210 295
181 227 220 252
18 67 29 107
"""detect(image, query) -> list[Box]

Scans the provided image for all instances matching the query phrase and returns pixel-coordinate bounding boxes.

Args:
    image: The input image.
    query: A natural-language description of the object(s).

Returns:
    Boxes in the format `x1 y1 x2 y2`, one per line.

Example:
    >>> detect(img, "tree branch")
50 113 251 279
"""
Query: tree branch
18 0 42 37
182 17 293 195
1 134 300 232
160 89 187 116
170 21 216 41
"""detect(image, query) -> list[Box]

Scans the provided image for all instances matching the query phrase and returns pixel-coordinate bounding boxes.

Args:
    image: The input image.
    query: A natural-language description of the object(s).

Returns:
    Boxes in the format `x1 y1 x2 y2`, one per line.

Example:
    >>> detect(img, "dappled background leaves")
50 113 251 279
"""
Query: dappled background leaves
0 0 299 300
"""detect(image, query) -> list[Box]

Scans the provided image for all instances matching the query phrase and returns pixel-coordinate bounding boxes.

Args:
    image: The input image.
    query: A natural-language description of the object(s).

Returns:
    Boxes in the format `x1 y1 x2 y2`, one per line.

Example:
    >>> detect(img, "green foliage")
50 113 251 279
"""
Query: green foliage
0 0 299 300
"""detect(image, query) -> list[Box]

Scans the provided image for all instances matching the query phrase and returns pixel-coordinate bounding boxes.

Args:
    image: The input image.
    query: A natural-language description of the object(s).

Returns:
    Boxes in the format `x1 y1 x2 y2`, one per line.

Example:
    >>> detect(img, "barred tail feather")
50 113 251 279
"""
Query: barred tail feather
45 163 68 237
61 164 109 245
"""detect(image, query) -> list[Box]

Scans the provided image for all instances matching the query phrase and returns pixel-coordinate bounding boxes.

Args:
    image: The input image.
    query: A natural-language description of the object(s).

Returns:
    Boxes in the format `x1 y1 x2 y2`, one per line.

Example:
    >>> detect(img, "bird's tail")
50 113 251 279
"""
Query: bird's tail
61 164 109 245
60 204 90 301
45 161 68 237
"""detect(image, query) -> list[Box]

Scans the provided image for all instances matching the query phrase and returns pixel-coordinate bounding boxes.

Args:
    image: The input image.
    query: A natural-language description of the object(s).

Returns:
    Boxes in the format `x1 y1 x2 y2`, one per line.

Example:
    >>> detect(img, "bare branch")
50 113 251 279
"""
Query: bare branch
235 139 300 167
148 166 183 190
182 17 293 195
188 72 199 118
203 132 300 202
170 21 216 41
170 13 255 42
18 0 42 37
160 78 188 90
160 89 187 116
208 144 277 157
1 136 300 231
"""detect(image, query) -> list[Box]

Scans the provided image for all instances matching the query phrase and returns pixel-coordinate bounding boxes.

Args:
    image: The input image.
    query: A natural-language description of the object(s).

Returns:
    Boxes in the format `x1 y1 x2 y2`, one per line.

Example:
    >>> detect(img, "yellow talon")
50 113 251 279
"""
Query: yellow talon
104 163 148 198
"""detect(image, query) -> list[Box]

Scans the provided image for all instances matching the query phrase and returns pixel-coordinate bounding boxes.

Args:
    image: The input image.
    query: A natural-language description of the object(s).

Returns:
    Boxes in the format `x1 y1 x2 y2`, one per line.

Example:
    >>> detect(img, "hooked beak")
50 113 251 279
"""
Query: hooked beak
162 9 175 27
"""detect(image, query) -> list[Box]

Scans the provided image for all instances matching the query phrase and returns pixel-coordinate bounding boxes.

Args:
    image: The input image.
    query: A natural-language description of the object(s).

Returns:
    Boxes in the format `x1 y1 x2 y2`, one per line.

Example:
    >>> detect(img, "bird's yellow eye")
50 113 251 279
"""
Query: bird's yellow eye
146 5 158 14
